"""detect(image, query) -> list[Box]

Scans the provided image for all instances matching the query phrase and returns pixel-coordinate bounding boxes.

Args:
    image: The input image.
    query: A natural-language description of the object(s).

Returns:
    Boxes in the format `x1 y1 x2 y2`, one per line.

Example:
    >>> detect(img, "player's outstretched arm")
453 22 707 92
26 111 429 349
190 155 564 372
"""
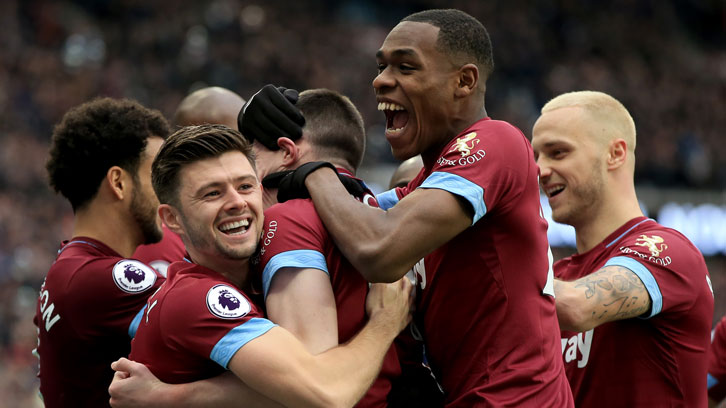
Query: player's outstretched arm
109 360 283 408
304 167 472 282
554 265 652 332
230 277 413 408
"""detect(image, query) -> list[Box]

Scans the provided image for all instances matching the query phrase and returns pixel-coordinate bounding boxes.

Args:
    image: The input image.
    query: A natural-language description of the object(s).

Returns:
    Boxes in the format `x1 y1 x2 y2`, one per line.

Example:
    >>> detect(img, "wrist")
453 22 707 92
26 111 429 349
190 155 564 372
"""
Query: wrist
367 309 402 339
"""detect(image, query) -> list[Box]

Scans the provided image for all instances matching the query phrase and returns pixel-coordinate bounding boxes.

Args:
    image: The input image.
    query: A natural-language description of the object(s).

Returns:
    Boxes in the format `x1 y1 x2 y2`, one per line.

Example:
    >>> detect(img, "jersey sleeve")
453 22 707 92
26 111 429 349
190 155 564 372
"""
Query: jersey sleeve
66 258 164 339
258 201 329 298
423 121 532 225
161 282 275 369
710 317 726 401
603 228 710 318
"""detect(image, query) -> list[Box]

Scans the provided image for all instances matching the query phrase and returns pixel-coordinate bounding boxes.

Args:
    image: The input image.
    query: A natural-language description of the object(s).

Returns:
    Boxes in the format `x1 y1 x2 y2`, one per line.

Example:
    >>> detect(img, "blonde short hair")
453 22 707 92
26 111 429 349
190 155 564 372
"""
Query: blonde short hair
542 91 636 154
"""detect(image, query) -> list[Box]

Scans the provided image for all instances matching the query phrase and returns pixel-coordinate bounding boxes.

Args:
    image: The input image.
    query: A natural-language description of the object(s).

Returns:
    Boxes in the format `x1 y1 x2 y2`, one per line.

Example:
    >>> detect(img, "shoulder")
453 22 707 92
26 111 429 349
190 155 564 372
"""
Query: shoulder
620 221 703 264
265 200 321 227
162 275 258 322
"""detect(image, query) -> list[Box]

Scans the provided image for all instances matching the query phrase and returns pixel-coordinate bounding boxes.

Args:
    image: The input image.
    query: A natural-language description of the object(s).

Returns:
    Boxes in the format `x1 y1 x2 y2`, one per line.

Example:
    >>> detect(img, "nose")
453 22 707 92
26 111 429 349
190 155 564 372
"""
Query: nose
223 187 248 213
536 158 552 182
373 68 394 93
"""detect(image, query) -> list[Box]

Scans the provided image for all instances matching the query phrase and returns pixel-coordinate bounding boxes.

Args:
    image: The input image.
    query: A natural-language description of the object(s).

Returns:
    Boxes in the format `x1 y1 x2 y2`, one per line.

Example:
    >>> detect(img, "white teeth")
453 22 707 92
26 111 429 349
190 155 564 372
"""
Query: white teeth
545 186 565 197
219 219 249 232
386 127 405 134
377 102 405 111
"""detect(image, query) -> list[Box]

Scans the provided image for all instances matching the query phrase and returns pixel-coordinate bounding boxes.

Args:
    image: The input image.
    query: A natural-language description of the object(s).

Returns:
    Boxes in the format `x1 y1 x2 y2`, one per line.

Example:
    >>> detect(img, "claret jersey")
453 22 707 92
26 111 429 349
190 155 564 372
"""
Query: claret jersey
709 316 726 402
377 118 572 407
34 237 163 407
129 260 275 383
257 170 399 408
556 216 713 406
133 225 186 276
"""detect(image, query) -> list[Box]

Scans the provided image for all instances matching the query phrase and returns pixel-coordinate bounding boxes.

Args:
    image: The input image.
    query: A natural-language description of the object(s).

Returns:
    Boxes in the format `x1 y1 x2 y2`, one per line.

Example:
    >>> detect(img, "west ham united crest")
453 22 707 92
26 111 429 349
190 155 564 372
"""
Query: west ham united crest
112 260 157 293
206 284 250 319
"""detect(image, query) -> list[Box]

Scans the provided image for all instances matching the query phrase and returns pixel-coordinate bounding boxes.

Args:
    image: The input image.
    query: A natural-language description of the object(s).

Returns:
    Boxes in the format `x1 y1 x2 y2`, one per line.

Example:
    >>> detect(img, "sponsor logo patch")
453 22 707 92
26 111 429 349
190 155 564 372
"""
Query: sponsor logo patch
112 260 157 293
635 235 668 257
206 284 250 319
448 132 480 158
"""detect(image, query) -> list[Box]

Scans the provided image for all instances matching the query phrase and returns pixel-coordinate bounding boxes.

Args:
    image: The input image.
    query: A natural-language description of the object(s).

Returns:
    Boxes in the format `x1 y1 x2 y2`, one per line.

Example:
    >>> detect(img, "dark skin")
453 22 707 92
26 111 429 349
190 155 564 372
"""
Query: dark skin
301 21 485 283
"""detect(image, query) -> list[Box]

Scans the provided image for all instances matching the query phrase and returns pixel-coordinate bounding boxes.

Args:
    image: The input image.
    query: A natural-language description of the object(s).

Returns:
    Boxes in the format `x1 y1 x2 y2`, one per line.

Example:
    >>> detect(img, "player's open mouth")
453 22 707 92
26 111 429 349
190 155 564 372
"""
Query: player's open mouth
545 185 565 198
378 102 408 135
218 219 250 236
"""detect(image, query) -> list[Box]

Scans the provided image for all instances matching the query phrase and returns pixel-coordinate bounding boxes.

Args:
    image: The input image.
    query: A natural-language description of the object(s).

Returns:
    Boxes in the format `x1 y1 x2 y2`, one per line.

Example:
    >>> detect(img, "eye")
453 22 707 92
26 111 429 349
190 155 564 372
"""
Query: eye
203 190 220 198
399 64 415 72
377 63 387 74
238 183 254 192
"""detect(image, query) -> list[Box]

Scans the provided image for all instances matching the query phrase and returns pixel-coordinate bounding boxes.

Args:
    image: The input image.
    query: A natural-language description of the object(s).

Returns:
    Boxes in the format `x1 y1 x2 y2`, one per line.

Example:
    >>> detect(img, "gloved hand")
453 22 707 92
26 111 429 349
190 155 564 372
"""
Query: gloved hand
262 162 367 203
238 84 305 150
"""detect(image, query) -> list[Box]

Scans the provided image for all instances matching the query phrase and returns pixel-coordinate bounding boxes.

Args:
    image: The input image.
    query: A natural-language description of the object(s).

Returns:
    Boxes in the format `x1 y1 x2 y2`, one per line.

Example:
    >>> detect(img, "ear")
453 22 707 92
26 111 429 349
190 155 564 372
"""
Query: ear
159 204 184 236
277 137 300 168
454 63 479 98
106 166 128 201
607 138 628 170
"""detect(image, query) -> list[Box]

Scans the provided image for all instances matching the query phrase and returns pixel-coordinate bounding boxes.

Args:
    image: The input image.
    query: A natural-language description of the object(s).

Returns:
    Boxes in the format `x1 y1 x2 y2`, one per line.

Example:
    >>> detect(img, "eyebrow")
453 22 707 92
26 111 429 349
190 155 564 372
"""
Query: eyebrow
376 48 418 59
193 174 258 196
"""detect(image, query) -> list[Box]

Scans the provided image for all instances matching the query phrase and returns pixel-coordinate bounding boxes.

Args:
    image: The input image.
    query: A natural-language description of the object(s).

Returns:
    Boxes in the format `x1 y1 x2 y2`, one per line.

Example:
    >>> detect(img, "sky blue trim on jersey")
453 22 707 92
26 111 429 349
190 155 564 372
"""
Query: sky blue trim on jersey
58 239 100 255
709 373 719 389
210 318 277 368
605 256 663 318
605 218 655 248
420 171 486 225
262 250 328 298
376 189 400 210
128 305 147 338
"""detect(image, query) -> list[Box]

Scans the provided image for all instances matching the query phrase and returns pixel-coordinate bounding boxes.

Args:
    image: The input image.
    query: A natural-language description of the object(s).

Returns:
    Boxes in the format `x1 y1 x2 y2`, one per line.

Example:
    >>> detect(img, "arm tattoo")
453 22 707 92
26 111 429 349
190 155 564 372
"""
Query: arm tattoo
573 266 651 323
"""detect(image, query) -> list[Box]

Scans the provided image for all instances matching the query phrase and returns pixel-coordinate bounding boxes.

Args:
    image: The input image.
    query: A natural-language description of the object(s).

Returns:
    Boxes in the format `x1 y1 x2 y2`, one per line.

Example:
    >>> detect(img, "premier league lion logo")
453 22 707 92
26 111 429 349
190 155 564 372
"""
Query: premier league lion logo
124 264 146 284
207 284 250 319
112 260 157 293
218 289 241 311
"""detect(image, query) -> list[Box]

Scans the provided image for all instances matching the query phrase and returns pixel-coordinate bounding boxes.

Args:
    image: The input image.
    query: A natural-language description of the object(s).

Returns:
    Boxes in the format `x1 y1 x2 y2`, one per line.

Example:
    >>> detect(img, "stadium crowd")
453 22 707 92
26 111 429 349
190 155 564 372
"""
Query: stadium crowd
0 0 724 405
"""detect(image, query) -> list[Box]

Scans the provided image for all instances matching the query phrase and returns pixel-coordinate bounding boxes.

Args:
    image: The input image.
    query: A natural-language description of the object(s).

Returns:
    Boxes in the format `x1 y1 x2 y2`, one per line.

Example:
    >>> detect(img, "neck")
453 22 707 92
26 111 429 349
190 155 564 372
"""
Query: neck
190 253 250 288
421 108 488 168
72 203 141 258
574 184 643 253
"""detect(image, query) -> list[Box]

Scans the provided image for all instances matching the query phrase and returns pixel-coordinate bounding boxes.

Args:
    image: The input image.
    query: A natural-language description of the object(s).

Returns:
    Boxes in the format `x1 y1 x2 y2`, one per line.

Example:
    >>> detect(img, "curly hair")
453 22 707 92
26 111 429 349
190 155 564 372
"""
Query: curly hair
152 124 256 207
46 97 170 211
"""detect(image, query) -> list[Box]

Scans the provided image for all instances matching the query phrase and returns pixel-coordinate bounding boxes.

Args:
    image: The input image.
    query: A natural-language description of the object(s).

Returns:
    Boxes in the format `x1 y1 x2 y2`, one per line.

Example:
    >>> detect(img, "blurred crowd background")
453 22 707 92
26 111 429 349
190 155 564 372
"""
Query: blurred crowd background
0 0 724 404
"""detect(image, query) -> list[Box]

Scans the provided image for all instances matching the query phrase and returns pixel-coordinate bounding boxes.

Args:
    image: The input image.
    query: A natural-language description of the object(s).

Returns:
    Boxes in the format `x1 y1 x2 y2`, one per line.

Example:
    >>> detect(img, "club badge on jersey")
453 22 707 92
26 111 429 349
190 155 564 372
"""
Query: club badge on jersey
112 260 157 293
206 284 251 319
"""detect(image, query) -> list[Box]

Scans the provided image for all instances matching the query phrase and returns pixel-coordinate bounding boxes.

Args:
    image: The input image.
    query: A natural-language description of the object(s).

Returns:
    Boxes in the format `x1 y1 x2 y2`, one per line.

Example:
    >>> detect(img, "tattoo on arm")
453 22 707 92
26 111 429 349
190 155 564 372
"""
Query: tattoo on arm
573 266 651 324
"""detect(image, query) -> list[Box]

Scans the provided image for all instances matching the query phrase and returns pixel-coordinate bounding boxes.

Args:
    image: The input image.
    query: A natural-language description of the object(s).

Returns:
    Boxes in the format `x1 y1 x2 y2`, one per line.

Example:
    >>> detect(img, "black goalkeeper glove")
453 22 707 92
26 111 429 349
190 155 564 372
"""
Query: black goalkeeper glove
238 84 305 150
262 162 367 203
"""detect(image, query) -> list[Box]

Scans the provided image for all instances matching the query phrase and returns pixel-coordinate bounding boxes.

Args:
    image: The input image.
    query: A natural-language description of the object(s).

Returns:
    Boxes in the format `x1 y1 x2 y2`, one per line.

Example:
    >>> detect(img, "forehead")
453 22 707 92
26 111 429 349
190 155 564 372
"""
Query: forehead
179 150 257 188
378 21 441 59
531 107 590 150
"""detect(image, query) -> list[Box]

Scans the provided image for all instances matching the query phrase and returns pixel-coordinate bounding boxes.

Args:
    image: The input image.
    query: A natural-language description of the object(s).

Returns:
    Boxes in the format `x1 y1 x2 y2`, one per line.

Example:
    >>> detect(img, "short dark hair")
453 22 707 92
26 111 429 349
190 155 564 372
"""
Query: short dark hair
297 89 366 171
402 9 494 77
152 124 256 207
46 97 170 211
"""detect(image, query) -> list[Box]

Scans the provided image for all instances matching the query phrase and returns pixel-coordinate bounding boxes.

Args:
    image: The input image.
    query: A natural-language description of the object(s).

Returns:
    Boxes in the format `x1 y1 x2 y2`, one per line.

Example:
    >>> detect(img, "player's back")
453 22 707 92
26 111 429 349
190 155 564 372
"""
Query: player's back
258 174 399 408
35 238 161 407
